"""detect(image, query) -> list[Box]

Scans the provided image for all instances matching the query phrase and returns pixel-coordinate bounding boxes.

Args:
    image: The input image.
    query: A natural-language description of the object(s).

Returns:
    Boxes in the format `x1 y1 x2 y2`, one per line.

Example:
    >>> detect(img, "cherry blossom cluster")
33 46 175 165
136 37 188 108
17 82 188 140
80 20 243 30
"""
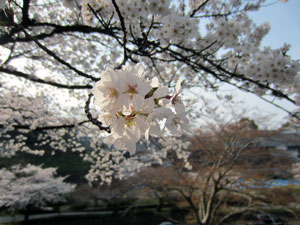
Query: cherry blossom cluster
72 0 200 46
56 0 300 104
206 15 270 51
0 164 74 213
84 147 151 184
157 136 192 169
0 90 86 157
226 45 300 97
154 12 199 47
92 64 189 154
84 136 191 185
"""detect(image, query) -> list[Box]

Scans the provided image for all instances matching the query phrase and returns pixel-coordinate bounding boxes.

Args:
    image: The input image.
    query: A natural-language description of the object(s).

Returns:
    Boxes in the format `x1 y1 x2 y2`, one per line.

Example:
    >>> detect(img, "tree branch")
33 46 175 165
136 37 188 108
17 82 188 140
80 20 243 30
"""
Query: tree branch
21 0 31 26
0 67 93 89
111 0 129 69
190 0 210 17
85 93 111 133
167 187 202 225
0 23 118 46
18 26 100 81
217 207 256 225
4 120 90 131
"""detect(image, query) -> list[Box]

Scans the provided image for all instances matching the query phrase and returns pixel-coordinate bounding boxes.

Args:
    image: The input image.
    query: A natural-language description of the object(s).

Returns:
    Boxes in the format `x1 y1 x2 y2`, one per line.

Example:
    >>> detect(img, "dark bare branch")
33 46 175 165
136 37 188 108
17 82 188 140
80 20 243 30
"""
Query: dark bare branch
0 23 118 46
21 0 31 25
111 0 129 69
190 0 210 17
2 120 90 131
18 26 100 81
85 93 111 133
0 67 93 89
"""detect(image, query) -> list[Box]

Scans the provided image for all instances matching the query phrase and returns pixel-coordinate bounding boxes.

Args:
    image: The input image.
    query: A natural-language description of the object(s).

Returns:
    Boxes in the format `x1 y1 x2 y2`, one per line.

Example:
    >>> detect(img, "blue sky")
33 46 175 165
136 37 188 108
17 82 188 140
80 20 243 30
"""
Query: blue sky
250 0 300 60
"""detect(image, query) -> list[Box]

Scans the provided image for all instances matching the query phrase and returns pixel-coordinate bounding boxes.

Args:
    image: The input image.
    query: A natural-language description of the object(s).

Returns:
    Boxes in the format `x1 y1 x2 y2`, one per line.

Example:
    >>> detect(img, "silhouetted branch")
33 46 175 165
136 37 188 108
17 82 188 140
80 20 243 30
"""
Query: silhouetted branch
111 0 129 69
85 93 111 133
1 120 90 131
0 67 93 89
18 26 100 81
0 23 119 45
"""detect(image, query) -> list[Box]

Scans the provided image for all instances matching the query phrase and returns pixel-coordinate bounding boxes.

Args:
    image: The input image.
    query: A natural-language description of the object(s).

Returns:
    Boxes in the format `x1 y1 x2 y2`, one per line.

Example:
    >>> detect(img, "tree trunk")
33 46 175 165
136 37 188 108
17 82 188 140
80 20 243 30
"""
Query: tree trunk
156 197 164 211
54 205 60 214
24 205 30 223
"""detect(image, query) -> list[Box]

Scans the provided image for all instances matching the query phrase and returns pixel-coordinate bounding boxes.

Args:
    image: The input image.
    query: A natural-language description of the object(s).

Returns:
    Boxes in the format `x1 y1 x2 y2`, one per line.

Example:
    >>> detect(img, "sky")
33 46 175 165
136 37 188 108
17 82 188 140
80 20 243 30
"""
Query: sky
218 0 300 128
250 0 300 59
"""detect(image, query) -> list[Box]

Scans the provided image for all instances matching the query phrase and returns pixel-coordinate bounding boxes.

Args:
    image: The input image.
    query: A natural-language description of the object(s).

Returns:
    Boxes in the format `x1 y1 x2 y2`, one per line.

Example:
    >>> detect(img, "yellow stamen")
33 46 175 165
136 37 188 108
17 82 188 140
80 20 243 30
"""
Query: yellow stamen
126 84 138 97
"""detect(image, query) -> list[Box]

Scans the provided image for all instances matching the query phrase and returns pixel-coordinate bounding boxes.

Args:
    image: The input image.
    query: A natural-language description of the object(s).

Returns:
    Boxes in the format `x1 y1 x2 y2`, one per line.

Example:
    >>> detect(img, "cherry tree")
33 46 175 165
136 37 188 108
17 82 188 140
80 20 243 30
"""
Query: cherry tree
132 120 299 225
0 164 75 221
0 0 299 183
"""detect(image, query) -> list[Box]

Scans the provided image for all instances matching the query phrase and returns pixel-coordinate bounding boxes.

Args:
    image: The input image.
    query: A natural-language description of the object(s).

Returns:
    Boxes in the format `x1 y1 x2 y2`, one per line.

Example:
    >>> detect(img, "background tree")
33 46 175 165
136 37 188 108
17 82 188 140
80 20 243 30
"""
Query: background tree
134 117 299 225
0 164 75 222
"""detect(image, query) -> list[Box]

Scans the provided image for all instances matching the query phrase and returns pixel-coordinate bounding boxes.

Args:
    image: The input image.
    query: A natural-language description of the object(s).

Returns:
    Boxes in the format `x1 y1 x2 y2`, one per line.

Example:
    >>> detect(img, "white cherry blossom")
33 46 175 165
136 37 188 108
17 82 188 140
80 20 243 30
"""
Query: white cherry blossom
165 111 189 136
92 67 125 114
118 64 152 112
169 79 186 114
92 64 189 153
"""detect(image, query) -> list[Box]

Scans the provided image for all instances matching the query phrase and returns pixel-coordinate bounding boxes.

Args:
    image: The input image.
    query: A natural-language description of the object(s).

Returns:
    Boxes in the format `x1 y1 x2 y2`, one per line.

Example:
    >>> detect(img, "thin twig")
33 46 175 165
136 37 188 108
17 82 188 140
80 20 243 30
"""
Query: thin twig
111 0 128 69
85 93 111 133
18 26 99 81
